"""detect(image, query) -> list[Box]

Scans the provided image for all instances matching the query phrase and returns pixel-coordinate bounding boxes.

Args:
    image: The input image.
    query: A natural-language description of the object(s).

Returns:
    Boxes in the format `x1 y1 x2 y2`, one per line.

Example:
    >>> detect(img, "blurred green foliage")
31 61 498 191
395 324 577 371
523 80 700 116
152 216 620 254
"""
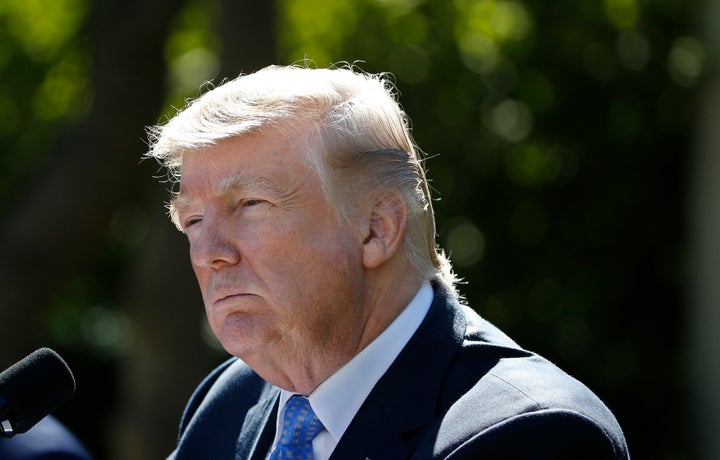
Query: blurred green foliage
163 0 220 111
0 0 91 201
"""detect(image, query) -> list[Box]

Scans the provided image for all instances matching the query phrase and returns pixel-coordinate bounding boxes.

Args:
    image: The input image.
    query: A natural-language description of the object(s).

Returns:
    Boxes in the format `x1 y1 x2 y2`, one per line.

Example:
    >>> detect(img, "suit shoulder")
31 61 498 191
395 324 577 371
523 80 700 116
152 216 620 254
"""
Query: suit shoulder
458 306 620 420
441 407 629 459
435 306 629 458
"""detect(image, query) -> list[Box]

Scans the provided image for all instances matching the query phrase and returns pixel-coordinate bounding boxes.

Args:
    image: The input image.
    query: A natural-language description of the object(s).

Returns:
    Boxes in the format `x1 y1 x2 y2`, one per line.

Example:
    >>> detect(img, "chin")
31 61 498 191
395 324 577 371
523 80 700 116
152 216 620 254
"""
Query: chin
217 327 262 360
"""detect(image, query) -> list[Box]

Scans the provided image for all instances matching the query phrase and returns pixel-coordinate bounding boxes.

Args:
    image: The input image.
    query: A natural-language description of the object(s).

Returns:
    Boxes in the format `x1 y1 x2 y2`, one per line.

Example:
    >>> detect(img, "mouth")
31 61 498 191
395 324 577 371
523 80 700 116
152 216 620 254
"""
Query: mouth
215 292 242 304
212 290 258 308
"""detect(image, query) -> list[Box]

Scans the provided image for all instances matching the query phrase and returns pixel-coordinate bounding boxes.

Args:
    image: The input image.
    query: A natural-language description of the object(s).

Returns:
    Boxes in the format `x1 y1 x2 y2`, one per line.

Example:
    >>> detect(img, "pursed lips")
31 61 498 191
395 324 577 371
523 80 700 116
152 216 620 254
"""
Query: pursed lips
209 286 256 308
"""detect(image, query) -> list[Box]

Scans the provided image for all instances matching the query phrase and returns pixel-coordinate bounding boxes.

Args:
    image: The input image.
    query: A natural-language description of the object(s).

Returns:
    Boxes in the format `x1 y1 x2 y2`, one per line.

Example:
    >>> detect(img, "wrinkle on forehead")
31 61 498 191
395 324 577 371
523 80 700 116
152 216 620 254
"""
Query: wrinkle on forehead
214 174 283 198
170 174 283 220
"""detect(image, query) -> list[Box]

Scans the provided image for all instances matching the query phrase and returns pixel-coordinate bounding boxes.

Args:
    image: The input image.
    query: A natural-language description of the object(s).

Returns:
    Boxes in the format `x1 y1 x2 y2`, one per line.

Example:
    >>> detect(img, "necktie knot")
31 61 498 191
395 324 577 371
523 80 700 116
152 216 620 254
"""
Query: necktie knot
270 395 324 459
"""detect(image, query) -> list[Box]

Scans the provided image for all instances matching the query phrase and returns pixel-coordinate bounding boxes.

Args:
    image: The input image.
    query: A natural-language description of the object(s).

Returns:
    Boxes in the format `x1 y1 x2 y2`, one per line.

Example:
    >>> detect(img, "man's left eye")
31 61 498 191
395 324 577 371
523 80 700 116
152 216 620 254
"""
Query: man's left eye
243 199 263 207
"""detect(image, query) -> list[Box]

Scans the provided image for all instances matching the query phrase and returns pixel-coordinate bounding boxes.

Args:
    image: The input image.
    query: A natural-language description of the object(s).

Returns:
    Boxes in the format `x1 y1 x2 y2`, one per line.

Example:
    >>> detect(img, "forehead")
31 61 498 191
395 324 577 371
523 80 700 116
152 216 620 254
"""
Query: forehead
177 131 317 197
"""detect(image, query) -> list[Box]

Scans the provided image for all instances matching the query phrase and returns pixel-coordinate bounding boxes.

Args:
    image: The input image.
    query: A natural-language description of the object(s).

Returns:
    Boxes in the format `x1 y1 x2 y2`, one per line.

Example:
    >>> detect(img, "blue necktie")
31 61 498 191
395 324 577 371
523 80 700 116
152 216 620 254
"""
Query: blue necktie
269 395 324 460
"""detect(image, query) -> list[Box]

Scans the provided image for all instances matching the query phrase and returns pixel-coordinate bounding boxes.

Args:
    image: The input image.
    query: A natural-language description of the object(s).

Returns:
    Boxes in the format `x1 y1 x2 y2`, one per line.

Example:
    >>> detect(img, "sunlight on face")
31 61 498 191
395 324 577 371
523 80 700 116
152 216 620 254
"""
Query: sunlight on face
175 130 369 388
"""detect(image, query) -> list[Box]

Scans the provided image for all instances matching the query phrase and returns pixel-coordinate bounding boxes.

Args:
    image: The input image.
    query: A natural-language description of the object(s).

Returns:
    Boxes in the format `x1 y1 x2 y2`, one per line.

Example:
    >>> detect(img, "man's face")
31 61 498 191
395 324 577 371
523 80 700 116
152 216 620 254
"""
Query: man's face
173 131 369 386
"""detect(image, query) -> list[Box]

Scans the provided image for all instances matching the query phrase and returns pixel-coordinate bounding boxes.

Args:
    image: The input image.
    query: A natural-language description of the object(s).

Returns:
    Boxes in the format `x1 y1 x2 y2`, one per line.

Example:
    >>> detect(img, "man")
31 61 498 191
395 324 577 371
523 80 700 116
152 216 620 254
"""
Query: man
146 64 629 459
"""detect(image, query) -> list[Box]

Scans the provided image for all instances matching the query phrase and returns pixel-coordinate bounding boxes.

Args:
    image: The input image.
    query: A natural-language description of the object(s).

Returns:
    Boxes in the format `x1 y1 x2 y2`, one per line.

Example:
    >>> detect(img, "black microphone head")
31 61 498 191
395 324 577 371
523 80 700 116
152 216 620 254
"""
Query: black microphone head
0 347 76 435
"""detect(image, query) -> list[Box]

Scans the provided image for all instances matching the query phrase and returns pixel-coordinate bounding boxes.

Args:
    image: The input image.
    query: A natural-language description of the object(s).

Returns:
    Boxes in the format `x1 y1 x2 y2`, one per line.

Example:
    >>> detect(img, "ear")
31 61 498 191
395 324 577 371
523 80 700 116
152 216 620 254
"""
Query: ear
362 192 407 270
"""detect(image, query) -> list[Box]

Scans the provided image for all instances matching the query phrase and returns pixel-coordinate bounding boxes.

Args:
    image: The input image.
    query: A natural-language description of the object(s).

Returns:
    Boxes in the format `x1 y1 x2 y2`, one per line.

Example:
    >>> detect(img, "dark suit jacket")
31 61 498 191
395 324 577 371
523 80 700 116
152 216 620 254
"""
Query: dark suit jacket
168 284 629 459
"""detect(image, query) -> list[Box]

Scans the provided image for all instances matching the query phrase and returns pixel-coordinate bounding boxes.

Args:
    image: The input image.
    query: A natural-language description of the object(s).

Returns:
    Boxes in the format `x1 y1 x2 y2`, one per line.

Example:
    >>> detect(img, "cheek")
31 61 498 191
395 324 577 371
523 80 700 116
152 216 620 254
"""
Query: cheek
293 242 363 308
279 238 356 286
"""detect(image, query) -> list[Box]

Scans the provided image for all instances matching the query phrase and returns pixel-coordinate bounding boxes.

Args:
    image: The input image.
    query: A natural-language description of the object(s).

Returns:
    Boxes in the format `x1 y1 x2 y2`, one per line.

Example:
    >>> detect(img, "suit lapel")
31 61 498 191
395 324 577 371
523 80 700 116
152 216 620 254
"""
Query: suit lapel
235 385 280 460
330 284 467 460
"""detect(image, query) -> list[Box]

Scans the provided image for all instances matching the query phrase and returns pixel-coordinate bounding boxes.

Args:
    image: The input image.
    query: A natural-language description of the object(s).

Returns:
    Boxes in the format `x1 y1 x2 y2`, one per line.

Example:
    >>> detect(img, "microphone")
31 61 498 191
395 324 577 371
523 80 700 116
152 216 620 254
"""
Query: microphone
0 348 76 438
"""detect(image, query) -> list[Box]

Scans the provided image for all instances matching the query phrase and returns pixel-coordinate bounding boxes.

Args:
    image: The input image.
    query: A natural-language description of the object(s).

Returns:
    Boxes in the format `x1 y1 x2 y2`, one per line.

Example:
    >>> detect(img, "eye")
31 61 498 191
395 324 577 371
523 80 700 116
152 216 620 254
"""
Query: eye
242 199 265 207
183 217 203 229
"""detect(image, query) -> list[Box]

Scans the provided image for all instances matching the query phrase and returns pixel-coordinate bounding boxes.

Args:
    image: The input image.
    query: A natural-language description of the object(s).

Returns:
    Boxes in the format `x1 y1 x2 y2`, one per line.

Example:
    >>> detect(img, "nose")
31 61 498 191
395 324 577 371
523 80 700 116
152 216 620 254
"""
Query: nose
189 215 241 270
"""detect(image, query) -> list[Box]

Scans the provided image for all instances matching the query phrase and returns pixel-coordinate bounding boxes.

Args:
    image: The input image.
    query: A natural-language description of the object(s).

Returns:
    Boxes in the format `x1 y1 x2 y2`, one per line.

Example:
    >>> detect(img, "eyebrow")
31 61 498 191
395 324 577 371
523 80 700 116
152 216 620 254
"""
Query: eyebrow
170 175 281 216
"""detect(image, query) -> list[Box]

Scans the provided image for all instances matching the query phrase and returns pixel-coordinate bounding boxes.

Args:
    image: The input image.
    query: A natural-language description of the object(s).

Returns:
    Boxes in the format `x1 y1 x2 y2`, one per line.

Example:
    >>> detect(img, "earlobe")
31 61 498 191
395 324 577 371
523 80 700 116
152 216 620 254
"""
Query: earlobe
362 193 407 269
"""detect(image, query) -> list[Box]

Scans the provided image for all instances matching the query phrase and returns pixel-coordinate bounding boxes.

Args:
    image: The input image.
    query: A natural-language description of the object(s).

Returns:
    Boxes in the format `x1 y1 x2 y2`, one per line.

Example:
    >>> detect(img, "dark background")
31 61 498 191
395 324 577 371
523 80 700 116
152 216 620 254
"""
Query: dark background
0 0 713 458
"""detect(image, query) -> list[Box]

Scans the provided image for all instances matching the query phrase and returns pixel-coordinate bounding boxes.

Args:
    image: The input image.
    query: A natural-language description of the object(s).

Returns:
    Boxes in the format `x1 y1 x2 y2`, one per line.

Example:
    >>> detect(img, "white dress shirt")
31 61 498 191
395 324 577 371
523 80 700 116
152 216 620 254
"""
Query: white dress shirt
266 281 433 460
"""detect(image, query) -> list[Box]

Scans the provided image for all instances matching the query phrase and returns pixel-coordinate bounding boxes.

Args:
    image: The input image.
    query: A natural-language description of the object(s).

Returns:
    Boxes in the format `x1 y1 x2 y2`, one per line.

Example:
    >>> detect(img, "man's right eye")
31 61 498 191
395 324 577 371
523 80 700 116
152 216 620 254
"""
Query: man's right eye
184 217 203 228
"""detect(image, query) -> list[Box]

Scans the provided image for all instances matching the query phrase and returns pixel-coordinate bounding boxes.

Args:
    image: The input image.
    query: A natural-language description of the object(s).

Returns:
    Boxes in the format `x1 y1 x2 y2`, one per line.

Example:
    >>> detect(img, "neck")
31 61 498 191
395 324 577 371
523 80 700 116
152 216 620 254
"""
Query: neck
256 264 425 395
351 270 424 357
